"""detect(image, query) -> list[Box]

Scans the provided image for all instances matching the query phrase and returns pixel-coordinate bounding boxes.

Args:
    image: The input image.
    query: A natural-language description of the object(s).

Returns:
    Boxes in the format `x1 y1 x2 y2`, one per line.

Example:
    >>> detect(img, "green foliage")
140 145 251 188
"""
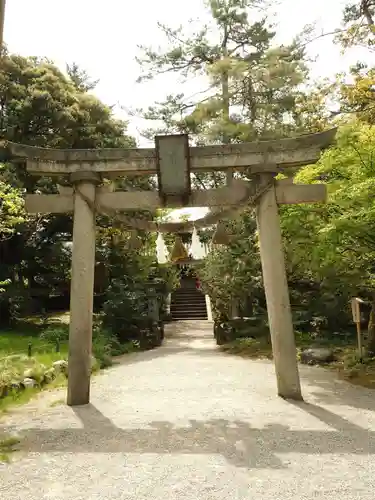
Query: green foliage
66 61 99 92
101 244 173 344
336 65 375 124
0 53 136 325
39 325 69 344
200 121 375 341
91 328 113 369
280 121 375 344
336 0 375 49
38 319 139 368
0 174 24 238
0 54 135 149
199 211 263 319
221 336 273 358
103 279 149 343
0 436 20 463
282 122 375 293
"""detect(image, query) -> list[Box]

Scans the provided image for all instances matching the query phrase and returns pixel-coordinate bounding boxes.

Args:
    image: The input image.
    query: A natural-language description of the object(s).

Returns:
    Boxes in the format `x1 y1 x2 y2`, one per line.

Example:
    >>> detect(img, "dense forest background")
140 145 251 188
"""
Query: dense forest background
1 1 375 352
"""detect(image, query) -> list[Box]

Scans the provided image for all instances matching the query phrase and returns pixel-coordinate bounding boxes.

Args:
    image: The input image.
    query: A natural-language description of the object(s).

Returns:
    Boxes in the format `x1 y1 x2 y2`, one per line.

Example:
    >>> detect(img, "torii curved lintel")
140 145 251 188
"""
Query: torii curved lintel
0 128 337 176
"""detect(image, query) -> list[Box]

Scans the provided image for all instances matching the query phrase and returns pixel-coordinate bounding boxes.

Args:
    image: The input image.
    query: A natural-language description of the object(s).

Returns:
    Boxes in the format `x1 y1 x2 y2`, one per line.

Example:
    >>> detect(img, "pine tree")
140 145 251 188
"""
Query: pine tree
66 62 99 93
136 0 313 147
337 0 375 49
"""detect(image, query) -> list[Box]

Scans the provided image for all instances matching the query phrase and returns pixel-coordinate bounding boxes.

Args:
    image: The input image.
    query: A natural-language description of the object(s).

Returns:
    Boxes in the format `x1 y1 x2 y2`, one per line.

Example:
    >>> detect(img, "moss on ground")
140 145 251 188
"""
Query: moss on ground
0 436 21 463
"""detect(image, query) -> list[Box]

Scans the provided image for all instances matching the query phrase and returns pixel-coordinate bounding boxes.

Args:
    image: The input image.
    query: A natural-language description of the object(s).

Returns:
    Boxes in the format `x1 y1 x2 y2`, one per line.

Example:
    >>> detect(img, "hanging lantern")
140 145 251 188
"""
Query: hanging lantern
128 230 142 250
170 235 189 262
211 221 230 245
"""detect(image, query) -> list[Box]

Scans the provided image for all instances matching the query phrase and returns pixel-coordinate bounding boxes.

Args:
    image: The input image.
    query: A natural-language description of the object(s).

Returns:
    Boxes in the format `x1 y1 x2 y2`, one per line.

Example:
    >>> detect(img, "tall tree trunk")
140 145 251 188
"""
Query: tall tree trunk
221 24 232 185
222 69 232 185
361 0 374 26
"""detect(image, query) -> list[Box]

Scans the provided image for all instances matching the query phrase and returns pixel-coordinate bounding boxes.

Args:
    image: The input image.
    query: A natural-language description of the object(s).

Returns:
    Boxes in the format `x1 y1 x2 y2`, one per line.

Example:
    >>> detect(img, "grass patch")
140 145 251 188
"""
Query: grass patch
0 436 21 463
0 312 144 413
0 387 40 413
0 314 70 413
0 325 68 358
328 346 375 388
0 341 68 394
0 373 67 414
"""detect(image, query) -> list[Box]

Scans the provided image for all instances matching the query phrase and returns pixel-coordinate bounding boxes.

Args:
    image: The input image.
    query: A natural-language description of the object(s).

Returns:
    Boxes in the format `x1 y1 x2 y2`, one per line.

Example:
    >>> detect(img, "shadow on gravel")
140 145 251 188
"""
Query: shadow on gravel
117 321 375 417
300 368 375 414
3 402 374 470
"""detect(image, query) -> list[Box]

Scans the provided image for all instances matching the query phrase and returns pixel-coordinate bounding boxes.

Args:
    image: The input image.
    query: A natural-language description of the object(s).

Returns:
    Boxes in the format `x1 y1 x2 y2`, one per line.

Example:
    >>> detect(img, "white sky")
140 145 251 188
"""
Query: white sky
4 0 372 222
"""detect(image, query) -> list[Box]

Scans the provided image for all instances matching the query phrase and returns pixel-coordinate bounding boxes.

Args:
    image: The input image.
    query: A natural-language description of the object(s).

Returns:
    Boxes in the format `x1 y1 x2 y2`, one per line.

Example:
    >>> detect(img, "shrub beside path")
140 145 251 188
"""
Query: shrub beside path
1 320 375 499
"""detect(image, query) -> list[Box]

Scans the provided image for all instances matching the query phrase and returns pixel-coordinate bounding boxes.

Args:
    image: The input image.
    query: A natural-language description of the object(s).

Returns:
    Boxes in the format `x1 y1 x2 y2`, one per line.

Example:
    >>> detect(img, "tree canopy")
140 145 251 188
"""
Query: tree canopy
0 54 151 327
133 0 375 351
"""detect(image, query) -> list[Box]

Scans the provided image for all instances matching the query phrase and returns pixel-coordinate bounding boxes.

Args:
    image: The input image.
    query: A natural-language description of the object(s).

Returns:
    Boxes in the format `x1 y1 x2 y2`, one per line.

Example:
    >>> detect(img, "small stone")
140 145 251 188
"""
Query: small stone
22 378 37 388
5 354 29 363
300 347 335 365
10 381 21 391
52 360 68 375
43 368 56 383
23 368 34 379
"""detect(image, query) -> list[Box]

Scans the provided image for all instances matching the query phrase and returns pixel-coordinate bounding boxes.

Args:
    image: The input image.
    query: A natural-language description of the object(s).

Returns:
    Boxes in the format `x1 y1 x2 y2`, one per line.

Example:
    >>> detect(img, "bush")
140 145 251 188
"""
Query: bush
220 337 273 358
214 316 269 345
120 341 139 354
39 320 143 370
40 324 69 344
91 324 142 368
91 325 113 368
102 280 149 343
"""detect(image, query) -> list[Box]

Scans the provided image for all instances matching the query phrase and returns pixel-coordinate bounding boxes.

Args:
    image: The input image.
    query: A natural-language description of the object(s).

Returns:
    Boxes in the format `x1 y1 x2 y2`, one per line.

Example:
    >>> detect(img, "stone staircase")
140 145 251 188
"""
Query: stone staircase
171 283 208 321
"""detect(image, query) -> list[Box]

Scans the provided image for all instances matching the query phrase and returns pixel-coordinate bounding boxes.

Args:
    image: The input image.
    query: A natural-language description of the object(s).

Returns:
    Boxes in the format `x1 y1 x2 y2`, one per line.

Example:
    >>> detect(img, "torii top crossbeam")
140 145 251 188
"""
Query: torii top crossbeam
0 128 336 178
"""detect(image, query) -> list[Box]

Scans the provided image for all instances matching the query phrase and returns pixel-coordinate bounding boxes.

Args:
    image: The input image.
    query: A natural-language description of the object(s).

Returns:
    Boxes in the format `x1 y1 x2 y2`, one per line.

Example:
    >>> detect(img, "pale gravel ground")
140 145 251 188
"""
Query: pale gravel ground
1 320 375 499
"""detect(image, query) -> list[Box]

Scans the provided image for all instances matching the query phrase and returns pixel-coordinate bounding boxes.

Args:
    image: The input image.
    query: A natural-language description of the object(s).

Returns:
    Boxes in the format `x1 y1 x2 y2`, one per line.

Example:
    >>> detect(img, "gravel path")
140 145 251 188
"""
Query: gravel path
1 320 375 499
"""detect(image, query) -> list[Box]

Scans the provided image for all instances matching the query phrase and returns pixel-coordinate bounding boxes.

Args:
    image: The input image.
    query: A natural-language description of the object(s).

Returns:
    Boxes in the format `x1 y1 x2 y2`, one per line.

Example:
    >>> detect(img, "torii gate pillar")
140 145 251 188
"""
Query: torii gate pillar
67 172 101 406
256 176 302 400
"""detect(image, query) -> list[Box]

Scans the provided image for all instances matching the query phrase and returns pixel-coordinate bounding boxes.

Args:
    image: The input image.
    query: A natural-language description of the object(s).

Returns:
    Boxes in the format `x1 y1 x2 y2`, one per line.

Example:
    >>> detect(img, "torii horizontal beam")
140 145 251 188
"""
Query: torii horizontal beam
0 128 337 177
25 180 327 214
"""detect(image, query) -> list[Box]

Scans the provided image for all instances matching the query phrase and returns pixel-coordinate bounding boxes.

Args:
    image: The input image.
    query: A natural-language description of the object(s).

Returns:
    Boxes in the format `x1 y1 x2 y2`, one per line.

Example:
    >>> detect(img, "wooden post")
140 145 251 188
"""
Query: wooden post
205 295 213 321
166 293 171 316
231 299 239 319
351 297 364 360
67 172 100 406
256 176 302 400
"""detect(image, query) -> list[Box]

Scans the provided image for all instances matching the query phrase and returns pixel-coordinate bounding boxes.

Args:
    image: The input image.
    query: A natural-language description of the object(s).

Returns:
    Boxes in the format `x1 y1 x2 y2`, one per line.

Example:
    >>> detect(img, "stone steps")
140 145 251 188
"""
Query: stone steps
171 287 208 320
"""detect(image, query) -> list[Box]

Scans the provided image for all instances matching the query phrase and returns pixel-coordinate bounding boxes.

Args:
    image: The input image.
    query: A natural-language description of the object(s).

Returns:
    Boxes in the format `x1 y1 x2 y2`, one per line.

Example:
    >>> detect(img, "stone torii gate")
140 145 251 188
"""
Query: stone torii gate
1 129 336 406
